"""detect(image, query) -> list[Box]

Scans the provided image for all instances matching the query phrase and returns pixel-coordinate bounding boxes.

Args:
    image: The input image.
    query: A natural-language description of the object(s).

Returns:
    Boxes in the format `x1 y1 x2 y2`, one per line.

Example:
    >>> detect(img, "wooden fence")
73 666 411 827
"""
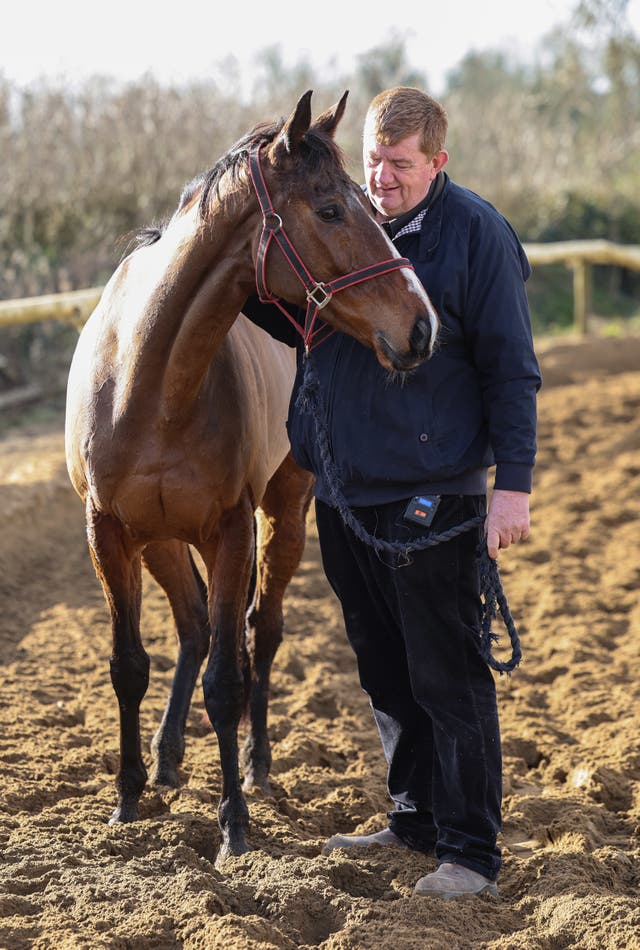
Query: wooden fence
1 241 639 335
524 240 640 334
0 287 103 330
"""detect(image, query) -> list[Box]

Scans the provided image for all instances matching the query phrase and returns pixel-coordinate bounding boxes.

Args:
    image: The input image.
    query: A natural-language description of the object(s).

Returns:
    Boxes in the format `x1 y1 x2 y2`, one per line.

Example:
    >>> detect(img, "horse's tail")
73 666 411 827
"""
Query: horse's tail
187 546 208 604
240 518 259 721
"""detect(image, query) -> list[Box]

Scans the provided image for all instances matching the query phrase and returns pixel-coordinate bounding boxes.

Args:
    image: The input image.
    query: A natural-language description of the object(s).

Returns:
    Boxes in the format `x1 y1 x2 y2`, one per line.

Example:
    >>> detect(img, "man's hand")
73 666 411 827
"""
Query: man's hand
485 489 530 559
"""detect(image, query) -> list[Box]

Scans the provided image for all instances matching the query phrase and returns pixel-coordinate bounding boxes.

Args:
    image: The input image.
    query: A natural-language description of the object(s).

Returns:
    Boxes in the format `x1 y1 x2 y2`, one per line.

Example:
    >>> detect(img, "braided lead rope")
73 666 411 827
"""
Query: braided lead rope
296 354 522 674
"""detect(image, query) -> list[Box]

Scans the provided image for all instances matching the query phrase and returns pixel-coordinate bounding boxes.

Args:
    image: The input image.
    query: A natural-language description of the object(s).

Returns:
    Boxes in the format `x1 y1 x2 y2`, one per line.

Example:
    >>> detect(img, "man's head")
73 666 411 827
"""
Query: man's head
363 86 449 219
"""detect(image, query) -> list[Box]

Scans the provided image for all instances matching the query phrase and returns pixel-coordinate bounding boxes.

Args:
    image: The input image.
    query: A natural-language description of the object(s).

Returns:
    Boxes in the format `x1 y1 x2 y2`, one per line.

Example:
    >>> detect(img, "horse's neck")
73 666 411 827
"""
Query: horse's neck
123 196 255 421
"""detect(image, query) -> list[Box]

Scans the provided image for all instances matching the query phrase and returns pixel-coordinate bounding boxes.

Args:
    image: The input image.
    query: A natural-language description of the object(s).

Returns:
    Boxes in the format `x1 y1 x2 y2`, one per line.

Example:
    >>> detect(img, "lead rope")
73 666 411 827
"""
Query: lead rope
296 354 522 674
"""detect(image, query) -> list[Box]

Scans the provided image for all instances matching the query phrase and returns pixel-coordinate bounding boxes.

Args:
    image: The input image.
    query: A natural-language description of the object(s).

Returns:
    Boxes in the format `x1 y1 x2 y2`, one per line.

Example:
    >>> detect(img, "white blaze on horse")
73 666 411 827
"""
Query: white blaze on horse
65 90 438 864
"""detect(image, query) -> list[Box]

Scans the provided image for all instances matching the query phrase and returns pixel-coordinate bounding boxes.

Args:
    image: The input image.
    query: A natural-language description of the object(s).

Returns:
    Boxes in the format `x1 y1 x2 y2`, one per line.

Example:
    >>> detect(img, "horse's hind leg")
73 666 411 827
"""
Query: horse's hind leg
86 500 149 823
199 491 256 863
142 540 210 788
242 454 314 792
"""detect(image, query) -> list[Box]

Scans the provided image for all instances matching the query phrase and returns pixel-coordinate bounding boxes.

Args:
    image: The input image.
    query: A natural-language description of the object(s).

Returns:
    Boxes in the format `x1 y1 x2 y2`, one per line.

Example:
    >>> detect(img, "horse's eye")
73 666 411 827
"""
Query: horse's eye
317 204 343 223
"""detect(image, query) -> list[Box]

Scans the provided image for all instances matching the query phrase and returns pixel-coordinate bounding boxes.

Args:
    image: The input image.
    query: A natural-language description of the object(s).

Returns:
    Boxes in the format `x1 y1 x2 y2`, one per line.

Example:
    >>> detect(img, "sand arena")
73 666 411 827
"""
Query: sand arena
1 335 639 949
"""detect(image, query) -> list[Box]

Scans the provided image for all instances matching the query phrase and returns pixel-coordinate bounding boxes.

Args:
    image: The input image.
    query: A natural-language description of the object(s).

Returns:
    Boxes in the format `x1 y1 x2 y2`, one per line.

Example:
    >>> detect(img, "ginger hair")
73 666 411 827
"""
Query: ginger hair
364 86 448 158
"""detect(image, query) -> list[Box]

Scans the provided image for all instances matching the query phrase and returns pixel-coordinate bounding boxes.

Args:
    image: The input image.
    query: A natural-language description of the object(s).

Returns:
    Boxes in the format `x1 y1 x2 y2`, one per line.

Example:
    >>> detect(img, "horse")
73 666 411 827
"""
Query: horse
65 90 438 864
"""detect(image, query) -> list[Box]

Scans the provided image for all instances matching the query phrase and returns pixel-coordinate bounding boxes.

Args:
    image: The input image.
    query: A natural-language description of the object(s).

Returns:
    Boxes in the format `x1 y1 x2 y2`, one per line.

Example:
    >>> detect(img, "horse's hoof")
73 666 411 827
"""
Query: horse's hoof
243 772 273 797
149 765 180 789
214 839 251 869
108 802 139 824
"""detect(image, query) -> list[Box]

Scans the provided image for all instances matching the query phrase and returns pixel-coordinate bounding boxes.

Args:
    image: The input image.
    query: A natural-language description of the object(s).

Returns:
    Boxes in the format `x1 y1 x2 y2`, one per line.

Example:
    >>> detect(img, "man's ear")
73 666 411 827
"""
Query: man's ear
432 149 449 174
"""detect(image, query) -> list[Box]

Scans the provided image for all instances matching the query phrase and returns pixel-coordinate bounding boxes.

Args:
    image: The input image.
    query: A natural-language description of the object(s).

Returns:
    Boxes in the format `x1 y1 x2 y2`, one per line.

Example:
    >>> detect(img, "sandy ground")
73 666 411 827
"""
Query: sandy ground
0 335 639 949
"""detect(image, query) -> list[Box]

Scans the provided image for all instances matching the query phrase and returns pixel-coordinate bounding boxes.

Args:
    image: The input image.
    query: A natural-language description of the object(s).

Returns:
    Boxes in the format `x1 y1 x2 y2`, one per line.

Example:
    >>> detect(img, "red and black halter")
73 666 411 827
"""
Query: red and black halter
248 145 415 353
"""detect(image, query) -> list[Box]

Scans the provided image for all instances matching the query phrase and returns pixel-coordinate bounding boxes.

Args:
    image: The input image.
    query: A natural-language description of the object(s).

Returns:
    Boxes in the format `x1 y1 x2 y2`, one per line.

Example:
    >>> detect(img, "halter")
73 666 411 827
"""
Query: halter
248 145 415 353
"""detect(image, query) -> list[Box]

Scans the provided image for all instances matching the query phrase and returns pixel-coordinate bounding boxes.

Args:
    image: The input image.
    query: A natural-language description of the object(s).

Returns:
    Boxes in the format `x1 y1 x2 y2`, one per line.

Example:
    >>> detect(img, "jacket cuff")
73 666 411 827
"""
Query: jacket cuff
493 462 534 493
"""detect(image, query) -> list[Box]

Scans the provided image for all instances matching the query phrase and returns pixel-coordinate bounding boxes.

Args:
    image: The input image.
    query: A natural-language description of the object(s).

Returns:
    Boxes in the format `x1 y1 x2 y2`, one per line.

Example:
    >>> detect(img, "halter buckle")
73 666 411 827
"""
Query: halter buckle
306 282 332 310
263 211 282 232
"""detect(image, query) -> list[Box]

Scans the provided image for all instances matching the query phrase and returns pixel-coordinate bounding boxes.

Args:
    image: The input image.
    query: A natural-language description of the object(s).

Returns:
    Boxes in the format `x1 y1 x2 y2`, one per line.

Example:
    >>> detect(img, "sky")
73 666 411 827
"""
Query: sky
2 0 640 96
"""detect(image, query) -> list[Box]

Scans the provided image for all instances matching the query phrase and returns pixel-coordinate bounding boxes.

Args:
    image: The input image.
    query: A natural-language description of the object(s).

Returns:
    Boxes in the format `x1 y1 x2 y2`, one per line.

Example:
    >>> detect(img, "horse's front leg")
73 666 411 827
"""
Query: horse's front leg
242 454 314 792
199 493 255 865
86 501 149 823
142 541 210 788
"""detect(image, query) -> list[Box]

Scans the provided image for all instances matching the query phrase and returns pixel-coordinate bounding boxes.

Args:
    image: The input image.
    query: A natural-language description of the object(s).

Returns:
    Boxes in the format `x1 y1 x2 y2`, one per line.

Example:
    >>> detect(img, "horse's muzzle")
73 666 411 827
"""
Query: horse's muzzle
375 315 436 372
409 316 434 362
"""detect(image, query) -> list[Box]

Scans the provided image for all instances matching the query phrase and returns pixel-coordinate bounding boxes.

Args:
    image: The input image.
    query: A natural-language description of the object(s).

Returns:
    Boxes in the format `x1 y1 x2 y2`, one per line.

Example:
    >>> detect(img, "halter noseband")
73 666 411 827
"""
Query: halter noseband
248 145 415 353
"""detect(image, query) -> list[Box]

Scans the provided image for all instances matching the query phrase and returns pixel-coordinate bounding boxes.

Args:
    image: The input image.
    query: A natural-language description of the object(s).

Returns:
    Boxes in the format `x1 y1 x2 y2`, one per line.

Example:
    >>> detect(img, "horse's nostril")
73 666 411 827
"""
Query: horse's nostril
409 317 431 358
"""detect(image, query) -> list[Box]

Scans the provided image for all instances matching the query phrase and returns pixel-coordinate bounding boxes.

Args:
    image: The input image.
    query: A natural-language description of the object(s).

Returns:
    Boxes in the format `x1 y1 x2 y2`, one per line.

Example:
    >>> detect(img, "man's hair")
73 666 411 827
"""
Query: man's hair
364 87 448 158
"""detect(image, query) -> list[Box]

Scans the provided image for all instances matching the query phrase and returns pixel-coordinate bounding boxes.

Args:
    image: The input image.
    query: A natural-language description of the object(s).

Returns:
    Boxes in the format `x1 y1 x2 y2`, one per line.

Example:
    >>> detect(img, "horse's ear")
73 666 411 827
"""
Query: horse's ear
272 90 313 158
312 90 349 139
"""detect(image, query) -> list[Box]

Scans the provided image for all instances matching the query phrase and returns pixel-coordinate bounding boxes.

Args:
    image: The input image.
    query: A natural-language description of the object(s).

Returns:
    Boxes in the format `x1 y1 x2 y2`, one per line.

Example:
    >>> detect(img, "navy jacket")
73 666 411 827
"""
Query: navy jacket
243 173 541 507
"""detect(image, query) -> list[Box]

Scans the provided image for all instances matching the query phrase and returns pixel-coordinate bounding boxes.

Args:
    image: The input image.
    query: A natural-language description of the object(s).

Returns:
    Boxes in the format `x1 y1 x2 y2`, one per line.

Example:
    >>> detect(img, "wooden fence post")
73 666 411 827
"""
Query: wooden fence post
571 259 592 336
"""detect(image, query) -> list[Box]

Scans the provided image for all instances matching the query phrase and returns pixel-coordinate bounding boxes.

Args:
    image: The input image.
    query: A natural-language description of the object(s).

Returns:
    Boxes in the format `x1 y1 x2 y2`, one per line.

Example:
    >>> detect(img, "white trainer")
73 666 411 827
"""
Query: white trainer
323 828 409 855
414 862 498 899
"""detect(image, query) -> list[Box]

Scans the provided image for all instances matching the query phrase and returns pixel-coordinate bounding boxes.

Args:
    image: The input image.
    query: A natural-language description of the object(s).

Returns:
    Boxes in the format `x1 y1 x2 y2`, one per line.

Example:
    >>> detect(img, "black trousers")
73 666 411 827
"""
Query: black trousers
316 495 502 880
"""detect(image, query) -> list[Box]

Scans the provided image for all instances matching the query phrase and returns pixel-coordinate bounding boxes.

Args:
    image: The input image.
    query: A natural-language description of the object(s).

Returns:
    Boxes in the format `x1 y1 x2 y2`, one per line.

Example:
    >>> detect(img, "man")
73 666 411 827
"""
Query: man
244 86 541 899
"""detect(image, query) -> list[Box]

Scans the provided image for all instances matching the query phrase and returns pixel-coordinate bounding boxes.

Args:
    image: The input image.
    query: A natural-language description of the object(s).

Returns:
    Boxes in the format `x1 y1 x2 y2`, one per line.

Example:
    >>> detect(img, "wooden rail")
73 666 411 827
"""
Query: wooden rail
525 240 640 334
0 287 102 329
0 241 639 334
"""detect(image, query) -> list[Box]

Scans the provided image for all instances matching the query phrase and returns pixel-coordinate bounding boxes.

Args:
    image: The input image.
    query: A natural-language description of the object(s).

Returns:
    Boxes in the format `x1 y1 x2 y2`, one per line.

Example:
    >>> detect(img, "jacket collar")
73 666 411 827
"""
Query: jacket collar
417 172 448 260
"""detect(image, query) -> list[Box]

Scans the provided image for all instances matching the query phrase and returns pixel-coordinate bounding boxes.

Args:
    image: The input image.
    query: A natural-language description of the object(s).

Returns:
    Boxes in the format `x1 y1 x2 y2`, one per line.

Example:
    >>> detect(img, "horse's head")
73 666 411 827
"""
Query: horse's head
251 91 438 371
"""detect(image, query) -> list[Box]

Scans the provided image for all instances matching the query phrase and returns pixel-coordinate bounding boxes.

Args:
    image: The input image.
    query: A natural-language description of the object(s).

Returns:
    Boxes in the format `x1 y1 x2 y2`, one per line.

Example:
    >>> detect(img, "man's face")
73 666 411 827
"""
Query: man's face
363 130 448 219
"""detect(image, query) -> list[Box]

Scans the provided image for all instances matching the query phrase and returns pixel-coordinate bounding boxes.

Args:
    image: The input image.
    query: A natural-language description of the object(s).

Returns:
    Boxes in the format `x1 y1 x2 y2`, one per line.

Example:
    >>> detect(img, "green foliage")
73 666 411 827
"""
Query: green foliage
527 265 576 334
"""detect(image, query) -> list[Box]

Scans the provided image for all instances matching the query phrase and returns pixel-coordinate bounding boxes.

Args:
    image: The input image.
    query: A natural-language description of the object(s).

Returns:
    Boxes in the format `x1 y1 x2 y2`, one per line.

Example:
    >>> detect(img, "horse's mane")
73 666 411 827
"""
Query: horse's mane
195 117 346 222
127 115 345 252
194 119 283 220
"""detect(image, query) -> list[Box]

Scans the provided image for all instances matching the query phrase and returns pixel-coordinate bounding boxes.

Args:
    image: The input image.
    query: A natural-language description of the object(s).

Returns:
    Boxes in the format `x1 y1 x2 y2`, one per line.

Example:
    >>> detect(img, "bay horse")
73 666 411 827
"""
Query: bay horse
65 90 438 864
